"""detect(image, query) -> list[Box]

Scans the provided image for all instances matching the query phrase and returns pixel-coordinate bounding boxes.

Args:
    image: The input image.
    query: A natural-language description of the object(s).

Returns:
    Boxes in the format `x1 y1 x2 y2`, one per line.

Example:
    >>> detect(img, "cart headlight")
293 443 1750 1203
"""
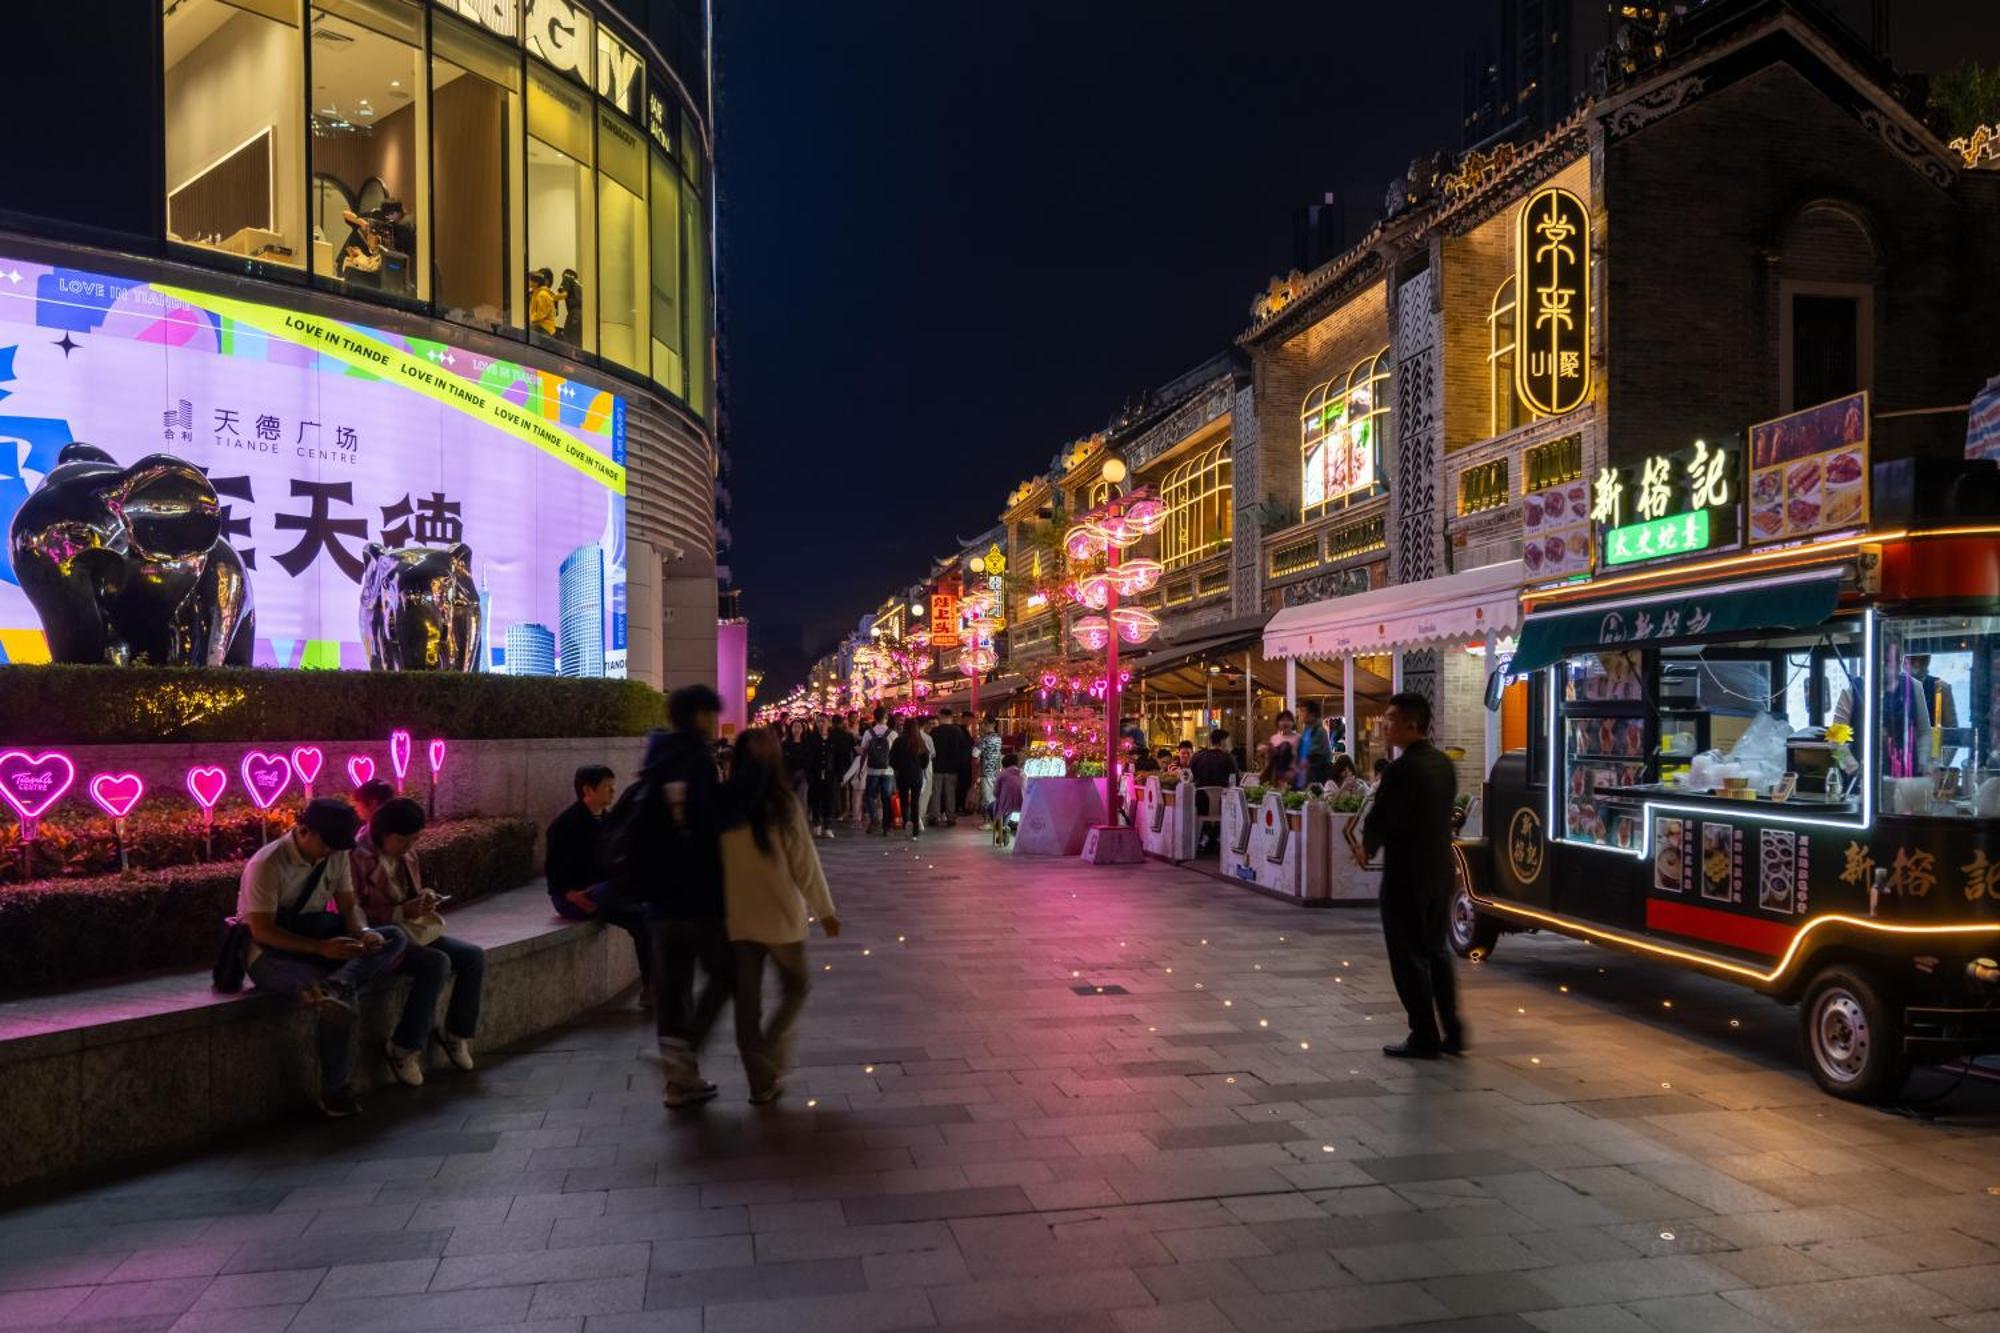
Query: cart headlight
1968 958 2000 988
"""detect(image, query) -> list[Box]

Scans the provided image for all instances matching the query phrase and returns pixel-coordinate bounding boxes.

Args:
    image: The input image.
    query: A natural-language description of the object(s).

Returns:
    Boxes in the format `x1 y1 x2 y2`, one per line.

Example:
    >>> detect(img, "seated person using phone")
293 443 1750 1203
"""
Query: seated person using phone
238 798 416 1119
353 796 484 1083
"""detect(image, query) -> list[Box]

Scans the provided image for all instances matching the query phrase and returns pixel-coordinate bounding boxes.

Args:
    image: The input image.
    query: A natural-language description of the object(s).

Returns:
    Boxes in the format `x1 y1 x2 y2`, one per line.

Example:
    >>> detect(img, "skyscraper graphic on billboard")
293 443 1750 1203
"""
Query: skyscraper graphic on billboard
504 623 556 677
559 546 605 678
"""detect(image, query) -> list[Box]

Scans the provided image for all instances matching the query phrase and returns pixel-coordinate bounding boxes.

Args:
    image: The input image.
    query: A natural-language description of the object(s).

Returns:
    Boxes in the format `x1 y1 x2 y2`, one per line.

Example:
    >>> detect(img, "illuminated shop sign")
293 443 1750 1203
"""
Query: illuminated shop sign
1594 438 1740 567
595 28 643 117
433 0 519 41
1513 186 1592 418
525 0 593 83
0 252 626 675
1747 391 1869 544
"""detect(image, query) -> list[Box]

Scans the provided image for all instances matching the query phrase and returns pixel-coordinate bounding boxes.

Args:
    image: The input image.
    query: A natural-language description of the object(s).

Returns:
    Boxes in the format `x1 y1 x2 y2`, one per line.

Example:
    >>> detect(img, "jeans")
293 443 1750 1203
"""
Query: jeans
733 940 809 1094
652 917 733 1071
552 882 653 984
246 924 413 1095
409 935 485 1040
863 774 894 830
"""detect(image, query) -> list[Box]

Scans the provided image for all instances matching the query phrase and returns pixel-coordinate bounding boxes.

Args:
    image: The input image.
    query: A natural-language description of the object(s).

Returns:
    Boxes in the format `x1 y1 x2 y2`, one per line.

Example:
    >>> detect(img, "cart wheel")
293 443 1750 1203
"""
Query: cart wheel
1449 881 1500 960
1799 966 1908 1103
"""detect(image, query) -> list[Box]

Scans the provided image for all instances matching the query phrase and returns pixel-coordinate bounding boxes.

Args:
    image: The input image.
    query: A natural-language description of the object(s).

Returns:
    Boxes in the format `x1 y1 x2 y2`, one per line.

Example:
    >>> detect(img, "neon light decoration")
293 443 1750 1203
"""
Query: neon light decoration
87 772 145 820
1072 615 1111 652
0 750 76 822
1065 523 1101 562
427 738 447 775
1112 606 1161 644
290 746 324 788
186 765 227 811
239 751 293 811
1113 558 1163 596
389 729 413 783
1077 573 1115 611
1513 184 1592 418
346 755 376 788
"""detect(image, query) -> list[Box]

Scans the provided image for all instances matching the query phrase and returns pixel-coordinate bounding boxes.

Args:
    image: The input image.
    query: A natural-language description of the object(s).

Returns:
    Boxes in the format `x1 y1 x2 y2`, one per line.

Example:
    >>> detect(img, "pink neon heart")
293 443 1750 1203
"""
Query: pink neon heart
427 738 447 774
88 772 144 820
389 730 412 779
346 755 376 788
0 750 76 821
186 765 227 810
240 751 293 811
291 746 324 786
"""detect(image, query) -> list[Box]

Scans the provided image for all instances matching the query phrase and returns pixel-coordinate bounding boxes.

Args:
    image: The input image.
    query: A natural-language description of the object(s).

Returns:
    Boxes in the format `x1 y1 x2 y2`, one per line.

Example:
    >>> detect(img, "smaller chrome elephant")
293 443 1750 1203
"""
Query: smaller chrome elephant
359 542 482 671
7 442 256 666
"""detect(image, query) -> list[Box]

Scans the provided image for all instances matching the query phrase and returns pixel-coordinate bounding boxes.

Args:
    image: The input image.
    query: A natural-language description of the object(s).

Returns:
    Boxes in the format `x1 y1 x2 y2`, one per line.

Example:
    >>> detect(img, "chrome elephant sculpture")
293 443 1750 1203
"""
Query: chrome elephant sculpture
7 443 255 666
358 541 482 671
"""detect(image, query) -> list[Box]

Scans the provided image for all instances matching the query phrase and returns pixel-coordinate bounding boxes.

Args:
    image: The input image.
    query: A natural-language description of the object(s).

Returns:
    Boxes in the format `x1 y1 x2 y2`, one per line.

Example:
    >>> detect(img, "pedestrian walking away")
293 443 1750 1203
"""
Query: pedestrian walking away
1358 691 1465 1059
892 717 930 840
857 707 896 834
720 727 840 1104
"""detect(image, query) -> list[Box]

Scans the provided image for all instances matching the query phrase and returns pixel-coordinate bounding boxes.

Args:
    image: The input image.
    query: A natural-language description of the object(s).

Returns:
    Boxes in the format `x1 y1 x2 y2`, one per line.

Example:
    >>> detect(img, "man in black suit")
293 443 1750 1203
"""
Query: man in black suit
1359 692 1464 1059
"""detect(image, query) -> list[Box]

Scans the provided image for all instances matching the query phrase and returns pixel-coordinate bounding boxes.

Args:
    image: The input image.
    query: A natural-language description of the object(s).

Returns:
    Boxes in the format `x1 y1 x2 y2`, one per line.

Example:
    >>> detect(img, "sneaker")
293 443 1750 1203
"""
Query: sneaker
319 1087 362 1118
664 1080 720 1108
300 982 357 1024
384 1040 426 1086
748 1083 784 1106
433 1030 475 1071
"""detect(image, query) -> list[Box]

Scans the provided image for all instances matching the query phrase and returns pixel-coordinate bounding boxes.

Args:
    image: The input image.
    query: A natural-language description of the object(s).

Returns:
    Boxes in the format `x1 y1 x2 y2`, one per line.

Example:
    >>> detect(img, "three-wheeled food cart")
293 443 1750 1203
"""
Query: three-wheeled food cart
1456 450 2000 1101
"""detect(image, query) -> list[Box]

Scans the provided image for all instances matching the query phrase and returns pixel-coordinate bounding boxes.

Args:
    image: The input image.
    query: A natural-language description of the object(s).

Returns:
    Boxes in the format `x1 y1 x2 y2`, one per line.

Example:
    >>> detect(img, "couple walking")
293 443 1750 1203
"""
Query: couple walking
613 686 840 1107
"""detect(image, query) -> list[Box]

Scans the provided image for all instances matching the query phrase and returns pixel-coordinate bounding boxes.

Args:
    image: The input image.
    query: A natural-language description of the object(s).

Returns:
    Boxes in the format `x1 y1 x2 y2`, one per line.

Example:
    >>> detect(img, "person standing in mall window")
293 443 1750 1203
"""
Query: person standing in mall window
559 268 585 342
529 268 558 335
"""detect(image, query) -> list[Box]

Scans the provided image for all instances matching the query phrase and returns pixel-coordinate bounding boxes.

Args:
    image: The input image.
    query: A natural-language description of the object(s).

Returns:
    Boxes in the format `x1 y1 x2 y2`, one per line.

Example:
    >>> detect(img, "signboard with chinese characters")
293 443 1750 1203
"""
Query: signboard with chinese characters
1747 391 1868 544
1593 438 1740 569
0 250 627 675
1513 186 1592 418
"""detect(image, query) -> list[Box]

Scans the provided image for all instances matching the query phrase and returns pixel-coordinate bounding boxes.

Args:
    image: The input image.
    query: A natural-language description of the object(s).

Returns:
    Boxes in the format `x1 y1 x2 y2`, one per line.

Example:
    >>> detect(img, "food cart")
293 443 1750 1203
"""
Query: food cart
1456 438 2000 1102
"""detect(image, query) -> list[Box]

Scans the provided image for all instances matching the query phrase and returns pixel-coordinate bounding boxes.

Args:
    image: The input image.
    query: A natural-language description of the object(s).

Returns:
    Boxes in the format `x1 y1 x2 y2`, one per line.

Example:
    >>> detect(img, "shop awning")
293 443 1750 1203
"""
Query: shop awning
1263 560 1525 660
1508 567 1844 676
926 674 1025 714
1124 612 1272 682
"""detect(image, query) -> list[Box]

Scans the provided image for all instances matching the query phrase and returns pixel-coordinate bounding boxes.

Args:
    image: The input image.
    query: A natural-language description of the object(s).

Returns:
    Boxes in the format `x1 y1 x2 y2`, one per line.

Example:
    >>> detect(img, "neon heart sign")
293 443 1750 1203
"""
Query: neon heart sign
389 730 413 782
239 751 293 811
186 766 227 811
291 747 324 787
346 755 375 788
427 739 447 775
88 772 145 820
0 750 76 821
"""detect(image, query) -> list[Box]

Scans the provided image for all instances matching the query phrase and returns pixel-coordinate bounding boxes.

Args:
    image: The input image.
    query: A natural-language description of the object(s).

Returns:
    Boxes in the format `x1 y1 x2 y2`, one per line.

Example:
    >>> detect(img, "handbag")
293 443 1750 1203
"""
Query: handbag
212 859 330 991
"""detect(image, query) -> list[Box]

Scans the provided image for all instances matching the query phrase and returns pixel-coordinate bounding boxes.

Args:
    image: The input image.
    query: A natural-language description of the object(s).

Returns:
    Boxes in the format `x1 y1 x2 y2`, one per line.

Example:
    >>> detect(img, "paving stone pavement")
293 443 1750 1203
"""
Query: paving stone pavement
6 826 2000 1332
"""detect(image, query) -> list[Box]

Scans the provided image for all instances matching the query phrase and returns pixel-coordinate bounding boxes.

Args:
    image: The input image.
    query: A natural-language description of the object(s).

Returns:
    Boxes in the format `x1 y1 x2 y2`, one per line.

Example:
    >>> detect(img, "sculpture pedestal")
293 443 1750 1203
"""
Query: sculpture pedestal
1080 823 1143 865
1013 777 1106 856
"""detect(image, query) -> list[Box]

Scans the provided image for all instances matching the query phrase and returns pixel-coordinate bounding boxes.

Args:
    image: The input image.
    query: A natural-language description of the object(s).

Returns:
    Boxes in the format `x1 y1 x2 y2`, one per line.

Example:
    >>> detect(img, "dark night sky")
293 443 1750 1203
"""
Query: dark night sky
712 1 1986 693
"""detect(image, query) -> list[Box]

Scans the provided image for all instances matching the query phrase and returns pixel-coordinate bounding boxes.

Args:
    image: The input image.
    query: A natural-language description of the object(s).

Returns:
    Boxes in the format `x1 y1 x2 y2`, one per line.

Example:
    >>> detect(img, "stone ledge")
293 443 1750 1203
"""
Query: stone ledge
0 880 643 1191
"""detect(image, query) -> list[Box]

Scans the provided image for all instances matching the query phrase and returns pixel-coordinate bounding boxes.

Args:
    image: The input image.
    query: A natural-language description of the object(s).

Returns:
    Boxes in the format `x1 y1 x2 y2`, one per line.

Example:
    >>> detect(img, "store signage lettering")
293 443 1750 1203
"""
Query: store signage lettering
596 29 643 117
1513 186 1592 418
525 0 592 81
647 92 673 152
1594 438 1738 567
434 0 518 41
1604 509 1710 566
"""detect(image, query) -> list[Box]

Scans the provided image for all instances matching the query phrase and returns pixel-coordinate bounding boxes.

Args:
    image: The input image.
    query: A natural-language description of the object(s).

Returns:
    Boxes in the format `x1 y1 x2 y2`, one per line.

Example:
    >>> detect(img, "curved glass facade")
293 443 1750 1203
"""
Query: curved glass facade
157 0 712 419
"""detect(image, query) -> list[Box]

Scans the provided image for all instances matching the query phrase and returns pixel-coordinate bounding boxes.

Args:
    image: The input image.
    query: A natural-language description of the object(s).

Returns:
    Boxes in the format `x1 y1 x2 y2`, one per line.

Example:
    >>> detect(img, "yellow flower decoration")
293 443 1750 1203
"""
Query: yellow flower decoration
1825 722 1854 746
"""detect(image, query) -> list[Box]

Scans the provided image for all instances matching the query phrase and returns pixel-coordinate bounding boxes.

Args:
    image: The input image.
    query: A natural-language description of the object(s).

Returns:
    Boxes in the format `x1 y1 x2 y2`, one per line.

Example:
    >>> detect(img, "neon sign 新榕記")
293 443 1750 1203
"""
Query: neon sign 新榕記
1595 438 1739 568
1514 185 1592 418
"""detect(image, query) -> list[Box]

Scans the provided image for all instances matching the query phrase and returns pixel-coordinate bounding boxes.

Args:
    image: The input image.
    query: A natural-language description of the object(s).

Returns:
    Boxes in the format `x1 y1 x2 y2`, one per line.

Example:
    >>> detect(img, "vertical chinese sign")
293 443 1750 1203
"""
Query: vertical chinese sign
1513 185 1592 419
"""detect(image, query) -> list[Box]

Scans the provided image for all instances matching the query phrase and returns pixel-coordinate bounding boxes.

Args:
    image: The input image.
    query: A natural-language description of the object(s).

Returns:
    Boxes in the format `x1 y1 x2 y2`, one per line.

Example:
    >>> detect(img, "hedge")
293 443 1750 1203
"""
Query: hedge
0 815 538 995
0 665 664 744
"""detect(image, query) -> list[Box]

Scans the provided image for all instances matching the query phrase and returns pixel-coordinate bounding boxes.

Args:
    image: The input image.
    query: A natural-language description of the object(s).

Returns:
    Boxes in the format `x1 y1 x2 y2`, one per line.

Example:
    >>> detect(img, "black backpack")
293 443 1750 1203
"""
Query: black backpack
600 778 664 904
212 858 328 992
864 728 892 770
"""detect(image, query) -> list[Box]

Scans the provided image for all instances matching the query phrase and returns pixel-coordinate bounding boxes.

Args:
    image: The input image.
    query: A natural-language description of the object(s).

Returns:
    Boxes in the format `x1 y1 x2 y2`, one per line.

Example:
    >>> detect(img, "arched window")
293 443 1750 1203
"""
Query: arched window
1162 440 1232 570
1488 276 1527 437
1300 347 1389 518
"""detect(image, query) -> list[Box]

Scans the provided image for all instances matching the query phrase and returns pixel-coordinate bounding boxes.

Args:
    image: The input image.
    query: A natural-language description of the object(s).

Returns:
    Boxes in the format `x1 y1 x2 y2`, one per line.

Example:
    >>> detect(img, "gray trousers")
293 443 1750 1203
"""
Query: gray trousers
733 940 809 1093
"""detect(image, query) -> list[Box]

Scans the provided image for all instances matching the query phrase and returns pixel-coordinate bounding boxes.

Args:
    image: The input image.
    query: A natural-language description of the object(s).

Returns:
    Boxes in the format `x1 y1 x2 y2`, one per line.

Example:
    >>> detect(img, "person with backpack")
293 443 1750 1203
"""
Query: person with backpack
857 707 895 835
546 764 655 1005
720 727 840 1104
606 684 735 1108
891 718 930 840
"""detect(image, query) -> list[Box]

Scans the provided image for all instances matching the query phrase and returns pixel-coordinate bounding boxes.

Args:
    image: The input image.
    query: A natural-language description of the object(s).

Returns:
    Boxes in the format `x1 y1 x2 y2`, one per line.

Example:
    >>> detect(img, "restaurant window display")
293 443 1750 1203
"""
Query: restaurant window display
1161 441 1231 570
526 63 596 352
431 14 525 331
308 0 429 301
596 105 649 372
163 0 307 269
1300 348 1387 519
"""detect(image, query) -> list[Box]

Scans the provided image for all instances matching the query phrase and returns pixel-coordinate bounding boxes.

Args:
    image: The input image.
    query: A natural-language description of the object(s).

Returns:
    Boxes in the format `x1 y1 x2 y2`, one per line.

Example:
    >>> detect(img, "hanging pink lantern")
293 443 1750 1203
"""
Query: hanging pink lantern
1124 496 1167 535
1114 558 1163 595
1112 606 1161 644
1064 522 1102 562
1071 614 1110 651
1077 573 1115 610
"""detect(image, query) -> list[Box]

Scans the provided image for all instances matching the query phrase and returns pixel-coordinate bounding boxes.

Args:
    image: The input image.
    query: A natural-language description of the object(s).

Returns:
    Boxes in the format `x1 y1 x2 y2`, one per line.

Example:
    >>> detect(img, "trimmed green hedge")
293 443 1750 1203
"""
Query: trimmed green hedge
0 665 663 744
0 816 538 995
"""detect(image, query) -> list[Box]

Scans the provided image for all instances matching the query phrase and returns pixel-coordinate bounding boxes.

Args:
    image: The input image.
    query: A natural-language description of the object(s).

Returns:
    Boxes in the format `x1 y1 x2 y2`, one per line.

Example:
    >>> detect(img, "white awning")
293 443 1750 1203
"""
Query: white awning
1263 559 1525 660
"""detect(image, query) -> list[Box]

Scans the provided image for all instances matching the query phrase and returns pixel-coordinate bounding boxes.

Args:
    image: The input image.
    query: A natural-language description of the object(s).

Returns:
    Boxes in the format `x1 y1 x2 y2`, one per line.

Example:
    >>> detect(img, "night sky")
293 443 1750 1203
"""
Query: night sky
713 0 1988 694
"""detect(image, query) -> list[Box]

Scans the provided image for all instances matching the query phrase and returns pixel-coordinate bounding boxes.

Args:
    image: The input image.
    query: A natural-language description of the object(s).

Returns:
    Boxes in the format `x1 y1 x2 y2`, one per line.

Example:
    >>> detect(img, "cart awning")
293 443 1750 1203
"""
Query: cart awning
1263 560 1525 660
1508 567 1844 676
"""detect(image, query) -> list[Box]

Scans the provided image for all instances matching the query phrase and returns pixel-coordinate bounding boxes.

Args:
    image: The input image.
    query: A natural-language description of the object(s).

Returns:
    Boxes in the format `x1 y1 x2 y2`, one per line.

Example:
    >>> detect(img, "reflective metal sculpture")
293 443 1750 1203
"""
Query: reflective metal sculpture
7 443 255 666
358 542 481 672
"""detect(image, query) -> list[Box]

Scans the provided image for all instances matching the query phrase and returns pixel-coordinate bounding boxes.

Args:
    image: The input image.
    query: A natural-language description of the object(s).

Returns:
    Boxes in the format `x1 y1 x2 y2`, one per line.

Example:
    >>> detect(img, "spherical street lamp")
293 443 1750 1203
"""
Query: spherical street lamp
1101 457 1128 486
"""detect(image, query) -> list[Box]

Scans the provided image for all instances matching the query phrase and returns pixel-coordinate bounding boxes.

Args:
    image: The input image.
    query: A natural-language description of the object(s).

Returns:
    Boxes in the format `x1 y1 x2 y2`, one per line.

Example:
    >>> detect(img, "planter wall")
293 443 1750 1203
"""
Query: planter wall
1218 790 1329 900
1137 778 1196 861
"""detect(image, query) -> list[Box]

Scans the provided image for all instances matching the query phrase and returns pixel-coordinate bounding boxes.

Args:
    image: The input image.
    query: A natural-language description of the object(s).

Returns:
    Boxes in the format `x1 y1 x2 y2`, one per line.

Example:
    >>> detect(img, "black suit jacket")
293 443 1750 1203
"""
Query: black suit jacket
1361 739 1457 901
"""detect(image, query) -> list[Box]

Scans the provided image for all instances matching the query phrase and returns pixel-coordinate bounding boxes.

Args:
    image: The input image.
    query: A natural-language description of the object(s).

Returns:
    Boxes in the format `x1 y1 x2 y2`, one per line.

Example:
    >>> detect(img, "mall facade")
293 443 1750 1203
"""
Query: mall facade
1 0 719 690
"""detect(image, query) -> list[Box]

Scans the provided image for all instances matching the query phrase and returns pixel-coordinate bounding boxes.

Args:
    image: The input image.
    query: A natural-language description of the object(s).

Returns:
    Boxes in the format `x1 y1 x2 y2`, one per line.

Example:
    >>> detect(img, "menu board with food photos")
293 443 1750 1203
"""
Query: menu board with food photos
1748 391 1868 544
1567 717 1647 760
1522 478 1592 582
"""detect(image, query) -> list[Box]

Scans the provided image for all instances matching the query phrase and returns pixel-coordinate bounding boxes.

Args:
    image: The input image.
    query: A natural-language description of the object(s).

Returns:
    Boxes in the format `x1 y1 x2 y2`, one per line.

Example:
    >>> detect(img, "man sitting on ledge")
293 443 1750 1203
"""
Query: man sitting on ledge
238 798 422 1119
548 764 656 1008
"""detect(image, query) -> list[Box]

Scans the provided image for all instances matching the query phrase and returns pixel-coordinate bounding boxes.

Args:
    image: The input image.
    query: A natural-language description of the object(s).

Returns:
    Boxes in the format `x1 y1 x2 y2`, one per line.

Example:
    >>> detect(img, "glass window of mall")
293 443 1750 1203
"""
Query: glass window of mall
1161 440 1231 570
159 0 711 417
1300 348 1388 519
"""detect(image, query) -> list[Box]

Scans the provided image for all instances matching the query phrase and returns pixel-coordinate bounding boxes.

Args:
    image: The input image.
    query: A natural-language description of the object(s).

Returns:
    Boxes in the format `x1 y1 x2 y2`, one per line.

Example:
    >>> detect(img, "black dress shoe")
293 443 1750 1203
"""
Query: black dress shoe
1440 1033 1467 1056
1382 1041 1443 1060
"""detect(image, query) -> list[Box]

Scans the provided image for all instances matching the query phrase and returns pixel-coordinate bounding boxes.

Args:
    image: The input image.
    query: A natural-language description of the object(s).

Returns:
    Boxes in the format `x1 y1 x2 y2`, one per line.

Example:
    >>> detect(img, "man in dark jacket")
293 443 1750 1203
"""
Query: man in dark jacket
930 708 971 825
546 764 654 1003
1359 692 1464 1059
612 684 733 1107
822 714 858 834
1188 730 1238 854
